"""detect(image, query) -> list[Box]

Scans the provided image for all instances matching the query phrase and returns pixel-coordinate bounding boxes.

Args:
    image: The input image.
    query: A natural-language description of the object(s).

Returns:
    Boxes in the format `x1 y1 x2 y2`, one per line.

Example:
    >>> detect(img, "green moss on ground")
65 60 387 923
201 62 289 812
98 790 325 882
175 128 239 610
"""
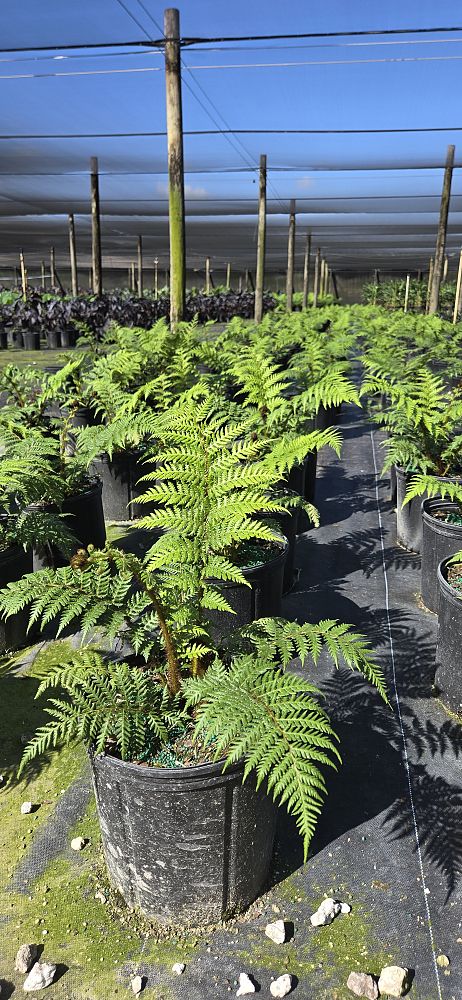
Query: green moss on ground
0 651 198 999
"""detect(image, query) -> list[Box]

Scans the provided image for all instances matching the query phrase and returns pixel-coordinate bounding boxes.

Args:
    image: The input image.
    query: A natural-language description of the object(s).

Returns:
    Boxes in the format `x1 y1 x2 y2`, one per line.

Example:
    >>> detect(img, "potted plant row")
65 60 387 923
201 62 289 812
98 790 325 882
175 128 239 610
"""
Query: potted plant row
0 391 387 926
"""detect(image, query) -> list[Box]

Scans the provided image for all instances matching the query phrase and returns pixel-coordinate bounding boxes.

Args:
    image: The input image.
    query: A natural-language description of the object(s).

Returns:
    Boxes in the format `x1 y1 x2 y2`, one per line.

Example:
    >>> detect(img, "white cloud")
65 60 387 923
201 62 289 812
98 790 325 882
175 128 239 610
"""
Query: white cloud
296 177 315 191
155 182 208 198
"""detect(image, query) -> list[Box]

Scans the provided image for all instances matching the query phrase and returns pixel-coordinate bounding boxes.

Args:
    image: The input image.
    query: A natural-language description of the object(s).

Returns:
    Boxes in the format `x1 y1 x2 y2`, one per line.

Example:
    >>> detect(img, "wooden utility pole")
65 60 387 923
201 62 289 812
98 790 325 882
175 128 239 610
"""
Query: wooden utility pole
164 7 186 325
404 274 411 313
426 257 434 313
41 260 46 289
286 199 296 312
19 251 27 299
205 256 211 294
428 144 455 314
90 156 102 295
50 246 56 288
68 213 78 296
313 248 321 307
226 262 231 289
453 249 462 324
302 233 311 309
137 236 143 296
254 153 267 323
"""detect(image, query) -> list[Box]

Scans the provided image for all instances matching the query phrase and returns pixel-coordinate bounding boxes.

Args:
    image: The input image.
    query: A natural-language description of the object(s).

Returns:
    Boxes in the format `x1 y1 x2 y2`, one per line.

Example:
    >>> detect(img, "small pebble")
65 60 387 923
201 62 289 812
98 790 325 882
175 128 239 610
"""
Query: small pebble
70 837 86 851
131 976 143 995
15 944 38 974
21 802 33 815
270 974 293 997
95 891 107 904
236 972 256 996
172 963 185 976
265 920 288 944
437 954 450 968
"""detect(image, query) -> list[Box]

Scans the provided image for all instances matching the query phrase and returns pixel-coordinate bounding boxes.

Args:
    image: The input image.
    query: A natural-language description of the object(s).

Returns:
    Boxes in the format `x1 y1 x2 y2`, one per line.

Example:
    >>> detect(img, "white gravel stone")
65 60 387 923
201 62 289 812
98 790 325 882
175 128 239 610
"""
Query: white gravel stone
172 963 185 976
265 920 287 944
94 891 107 904
270 974 293 997
130 976 143 995
347 971 379 999
310 897 351 927
378 966 411 997
15 944 38 974
70 837 86 851
20 802 33 815
236 972 256 996
23 961 56 992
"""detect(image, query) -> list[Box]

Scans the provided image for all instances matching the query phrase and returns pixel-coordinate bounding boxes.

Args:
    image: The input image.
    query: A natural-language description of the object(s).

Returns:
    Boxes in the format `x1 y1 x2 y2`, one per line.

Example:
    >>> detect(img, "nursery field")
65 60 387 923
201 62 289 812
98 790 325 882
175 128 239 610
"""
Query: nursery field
0 304 461 1000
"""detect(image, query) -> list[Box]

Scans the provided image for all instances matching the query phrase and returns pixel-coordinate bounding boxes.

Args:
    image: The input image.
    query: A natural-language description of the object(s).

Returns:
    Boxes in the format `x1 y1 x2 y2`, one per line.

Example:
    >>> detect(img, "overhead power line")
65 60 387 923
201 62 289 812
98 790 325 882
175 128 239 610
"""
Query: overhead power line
1 25 462 54
0 126 461 139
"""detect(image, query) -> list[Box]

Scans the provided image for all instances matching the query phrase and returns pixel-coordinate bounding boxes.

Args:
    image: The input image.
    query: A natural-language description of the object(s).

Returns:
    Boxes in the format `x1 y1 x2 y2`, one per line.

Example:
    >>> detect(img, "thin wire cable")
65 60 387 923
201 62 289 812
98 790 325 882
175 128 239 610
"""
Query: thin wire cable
1 126 461 137
2 25 462 54
369 429 443 1000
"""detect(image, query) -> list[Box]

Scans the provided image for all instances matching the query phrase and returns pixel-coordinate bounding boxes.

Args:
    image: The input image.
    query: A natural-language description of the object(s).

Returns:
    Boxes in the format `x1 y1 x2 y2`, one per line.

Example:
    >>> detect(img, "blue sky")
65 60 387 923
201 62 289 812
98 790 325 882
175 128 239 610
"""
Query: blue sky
0 0 461 275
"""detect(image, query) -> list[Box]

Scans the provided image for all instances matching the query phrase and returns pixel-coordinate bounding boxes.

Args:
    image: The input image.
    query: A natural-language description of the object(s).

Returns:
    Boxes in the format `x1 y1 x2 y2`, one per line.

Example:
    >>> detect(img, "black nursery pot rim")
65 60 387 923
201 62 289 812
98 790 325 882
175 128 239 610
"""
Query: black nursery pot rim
24 475 103 510
421 498 462 536
226 534 289 577
89 745 242 781
437 556 462 601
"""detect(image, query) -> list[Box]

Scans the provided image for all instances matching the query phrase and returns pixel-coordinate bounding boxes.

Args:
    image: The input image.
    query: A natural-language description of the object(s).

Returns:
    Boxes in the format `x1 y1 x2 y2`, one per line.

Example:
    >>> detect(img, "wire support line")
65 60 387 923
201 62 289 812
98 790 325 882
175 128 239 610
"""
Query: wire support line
1 126 462 139
370 429 443 1000
2 25 462 54
6 52 462 79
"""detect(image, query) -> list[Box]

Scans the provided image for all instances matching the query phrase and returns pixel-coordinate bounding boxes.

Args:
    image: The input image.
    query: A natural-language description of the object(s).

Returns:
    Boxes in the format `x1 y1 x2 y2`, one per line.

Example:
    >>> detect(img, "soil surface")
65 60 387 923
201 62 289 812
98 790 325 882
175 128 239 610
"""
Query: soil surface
1 402 461 1000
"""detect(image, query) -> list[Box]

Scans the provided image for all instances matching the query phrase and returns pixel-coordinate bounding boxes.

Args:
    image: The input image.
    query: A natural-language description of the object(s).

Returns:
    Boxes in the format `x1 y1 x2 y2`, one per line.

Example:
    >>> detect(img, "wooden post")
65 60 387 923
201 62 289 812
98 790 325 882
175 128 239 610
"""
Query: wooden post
428 144 455 314
286 199 296 312
331 270 339 300
137 236 143 296
154 257 159 298
313 248 321 307
205 256 211 294
404 274 411 313
246 269 255 291
50 246 56 288
90 156 102 295
68 213 78 296
302 232 311 309
226 262 231 290
164 7 186 326
41 260 46 289
254 153 267 323
238 274 243 293
19 251 27 300
426 258 434 313
453 249 462 324
88 267 92 290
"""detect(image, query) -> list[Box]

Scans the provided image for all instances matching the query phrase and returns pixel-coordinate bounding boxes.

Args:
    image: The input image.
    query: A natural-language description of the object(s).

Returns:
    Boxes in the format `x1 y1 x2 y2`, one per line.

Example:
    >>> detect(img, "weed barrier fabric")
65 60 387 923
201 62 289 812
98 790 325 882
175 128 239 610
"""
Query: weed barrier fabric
1 405 461 999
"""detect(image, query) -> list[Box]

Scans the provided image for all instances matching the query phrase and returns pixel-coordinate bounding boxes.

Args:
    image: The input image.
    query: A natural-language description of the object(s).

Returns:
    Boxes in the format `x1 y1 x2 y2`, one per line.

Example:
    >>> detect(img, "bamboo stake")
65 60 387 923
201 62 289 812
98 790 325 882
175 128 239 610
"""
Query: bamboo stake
19 251 27 300
137 236 143 296
443 255 449 282
226 262 231 290
254 153 267 323
428 144 455 314
68 213 78 296
453 249 462 324
154 257 159 299
302 233 311 309
50 246 56 288
90 156 102 295
403 274 411 313
426 258 434 313
205 256 211 294
164 7 186 326
286 199 296 312
313 248 321 307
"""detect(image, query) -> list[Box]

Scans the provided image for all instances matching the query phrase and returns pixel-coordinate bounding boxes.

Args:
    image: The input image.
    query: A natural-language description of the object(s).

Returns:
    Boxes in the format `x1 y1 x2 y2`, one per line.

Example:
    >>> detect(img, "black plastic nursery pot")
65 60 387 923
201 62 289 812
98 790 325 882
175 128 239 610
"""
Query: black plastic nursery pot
208 537 288 641
92 451 153 522
46 331 61 350
421 499 462 613
22 332 40 351
389 464 397 505
27 479 106 571
396 467 462 555
89 750 278 925
60 328 76 349
0 544 33 651
435 557 462 715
